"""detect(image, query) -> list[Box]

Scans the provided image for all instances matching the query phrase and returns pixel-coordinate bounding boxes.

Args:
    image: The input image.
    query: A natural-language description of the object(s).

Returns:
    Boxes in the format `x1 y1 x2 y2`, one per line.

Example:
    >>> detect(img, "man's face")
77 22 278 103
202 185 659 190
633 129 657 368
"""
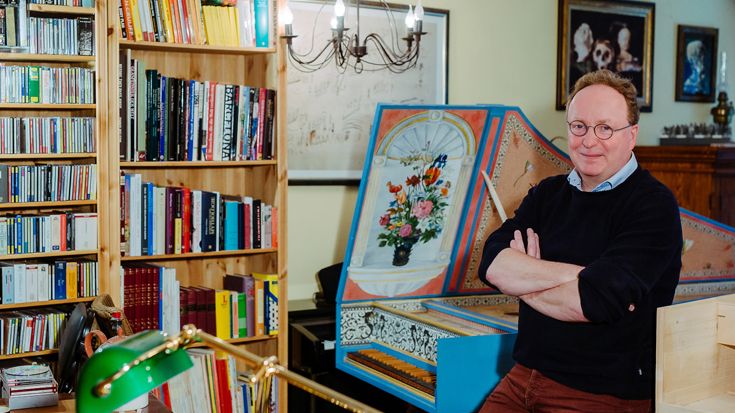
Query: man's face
567 84 638 191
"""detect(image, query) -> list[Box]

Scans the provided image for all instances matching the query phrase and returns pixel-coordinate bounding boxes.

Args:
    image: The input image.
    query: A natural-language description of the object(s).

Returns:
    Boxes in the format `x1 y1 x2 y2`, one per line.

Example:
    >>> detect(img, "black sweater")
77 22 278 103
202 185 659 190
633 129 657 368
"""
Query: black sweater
478 167 682 399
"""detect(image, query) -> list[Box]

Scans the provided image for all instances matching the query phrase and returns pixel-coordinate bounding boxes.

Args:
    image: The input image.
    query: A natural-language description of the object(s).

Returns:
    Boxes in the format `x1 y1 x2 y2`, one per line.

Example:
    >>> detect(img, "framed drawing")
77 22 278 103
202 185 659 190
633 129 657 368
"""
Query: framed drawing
286 1 448 184
675 25 718 103
556 0 655 112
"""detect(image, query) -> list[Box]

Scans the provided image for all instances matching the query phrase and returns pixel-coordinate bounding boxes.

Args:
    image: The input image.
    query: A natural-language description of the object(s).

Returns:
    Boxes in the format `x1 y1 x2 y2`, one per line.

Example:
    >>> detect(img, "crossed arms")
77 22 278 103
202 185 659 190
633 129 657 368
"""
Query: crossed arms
485 228 589 322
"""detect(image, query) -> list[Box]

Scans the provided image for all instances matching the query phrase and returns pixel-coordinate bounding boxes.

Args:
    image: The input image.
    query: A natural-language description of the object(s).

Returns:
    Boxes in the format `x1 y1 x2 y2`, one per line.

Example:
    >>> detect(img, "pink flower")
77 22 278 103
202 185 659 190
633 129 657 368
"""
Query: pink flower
399 224 413 237
412 200 434 219
379 214 390 226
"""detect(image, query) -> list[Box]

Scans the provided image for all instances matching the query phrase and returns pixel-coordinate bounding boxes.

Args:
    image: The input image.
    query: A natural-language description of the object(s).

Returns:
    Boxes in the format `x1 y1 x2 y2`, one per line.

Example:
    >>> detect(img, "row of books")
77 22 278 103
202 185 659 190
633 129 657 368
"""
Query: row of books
120 56 275 162
118 0 269 47
28 15 94 56
120 265 278 340
0 164 97 203
28 0 93 6
0 309 67 354
120 174 276 257
1 260 98 304
0 117 96 155
160 350 275 413
0 65 95 104
0 212 98 255
0 0 29 49
119 263 178 334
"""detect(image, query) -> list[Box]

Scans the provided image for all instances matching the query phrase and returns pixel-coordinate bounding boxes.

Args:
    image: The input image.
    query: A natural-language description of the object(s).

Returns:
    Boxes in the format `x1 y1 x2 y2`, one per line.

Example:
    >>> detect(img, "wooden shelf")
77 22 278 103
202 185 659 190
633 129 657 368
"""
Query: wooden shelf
0 349 58 360
0 296 95 311
187 335 276 348
0 103 95 110
121 160 277 168
121 248 277 262
119 40 276 55
0 200 96 209
27 4 96 15
0 52 95 62
0 153 96 160
0 250 98 260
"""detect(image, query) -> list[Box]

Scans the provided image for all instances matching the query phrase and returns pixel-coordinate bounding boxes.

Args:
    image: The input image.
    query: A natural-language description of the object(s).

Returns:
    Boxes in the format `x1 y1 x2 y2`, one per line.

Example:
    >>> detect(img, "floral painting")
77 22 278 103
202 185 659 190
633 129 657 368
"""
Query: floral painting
377 154 451 266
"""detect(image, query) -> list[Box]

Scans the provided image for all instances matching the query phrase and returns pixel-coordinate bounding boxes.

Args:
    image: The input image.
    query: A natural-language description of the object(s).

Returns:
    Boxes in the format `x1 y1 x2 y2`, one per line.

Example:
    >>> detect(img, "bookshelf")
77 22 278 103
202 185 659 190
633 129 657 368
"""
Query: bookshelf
0 0 107 358
105 0 288 408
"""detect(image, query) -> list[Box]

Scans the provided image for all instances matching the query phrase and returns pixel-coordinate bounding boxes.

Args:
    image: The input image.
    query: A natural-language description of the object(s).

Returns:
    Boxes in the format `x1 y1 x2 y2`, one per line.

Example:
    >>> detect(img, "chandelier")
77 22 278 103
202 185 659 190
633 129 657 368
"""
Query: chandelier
280 0 427 73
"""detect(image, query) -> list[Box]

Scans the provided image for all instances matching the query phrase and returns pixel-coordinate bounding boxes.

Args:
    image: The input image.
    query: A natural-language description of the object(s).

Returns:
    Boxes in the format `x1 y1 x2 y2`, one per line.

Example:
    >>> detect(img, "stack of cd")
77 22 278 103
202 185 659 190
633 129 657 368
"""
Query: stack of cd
0 364 58 409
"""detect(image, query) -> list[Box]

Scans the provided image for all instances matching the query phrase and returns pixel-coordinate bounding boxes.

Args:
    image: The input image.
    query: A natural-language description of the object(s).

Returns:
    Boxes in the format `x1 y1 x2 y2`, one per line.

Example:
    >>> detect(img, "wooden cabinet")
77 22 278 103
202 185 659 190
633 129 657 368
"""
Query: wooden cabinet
103 0 288 408
635 145 735 226
0 1 107 359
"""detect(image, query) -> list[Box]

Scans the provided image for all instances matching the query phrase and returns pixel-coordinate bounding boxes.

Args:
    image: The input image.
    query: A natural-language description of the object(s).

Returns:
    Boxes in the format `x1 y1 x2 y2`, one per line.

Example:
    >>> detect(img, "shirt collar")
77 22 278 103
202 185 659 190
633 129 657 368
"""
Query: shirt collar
567 153 638 192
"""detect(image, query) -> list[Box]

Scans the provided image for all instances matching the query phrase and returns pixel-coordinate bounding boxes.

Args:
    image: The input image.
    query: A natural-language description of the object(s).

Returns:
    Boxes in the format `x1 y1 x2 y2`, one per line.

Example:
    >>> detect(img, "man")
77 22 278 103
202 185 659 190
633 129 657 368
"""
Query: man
477 70 682 412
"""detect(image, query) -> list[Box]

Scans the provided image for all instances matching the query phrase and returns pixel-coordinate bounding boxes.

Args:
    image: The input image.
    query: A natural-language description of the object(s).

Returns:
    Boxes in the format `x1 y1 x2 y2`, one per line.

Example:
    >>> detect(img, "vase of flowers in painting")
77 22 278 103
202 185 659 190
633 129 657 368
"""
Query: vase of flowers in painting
378 153 450 267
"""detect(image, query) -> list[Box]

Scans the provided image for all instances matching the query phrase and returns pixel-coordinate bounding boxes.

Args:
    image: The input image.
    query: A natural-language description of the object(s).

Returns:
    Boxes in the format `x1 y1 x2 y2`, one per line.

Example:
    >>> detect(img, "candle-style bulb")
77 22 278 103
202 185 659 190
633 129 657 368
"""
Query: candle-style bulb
280 4 294 25
405 5 415 30
334 0 345 17
415 0 424 21
330 16 338 30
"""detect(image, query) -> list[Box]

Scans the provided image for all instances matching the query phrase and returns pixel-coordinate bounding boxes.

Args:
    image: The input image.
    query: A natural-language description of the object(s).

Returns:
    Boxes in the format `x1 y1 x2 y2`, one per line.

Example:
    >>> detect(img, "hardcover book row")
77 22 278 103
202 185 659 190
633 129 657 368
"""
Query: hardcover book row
120 55 276 162
118 0 269 47
28 15 94 56
0 308 67 354
28 0 93 6
0 260 98 304
0 117 95 155
0 65 95 104
0 212 97 255
120 173 276 257
119 265 278 339
0 163 97 203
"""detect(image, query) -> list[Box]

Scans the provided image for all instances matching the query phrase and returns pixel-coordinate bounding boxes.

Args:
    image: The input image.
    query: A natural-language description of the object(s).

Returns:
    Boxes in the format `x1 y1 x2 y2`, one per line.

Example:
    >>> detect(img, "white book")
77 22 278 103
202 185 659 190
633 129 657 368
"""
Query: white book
201 81 210 161
191 190 202 253
73 213 98 250
262 204 272 248
129 174 141 255
192 82 202 161
0 217 7 255
155 187 166 255
38 264 49 302
25 264 38 303
50 214 60 251
213 84 225 161
13 263 26 303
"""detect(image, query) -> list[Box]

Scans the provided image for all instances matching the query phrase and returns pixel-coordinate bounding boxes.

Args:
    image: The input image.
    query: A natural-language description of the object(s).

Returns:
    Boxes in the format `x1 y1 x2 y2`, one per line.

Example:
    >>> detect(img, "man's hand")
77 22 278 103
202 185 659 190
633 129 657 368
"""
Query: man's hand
510 228 540 259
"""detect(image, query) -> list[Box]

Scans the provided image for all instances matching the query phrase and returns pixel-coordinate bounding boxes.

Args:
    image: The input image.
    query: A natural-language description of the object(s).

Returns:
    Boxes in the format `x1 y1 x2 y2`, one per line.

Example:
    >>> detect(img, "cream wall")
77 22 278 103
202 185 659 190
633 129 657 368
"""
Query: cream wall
287 0 735 300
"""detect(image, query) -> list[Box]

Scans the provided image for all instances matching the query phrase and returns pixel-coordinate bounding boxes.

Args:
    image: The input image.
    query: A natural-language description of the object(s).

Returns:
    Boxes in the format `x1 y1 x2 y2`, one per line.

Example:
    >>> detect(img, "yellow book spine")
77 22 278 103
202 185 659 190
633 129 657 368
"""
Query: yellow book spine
253 278 265 336
158 0 175 43
215 290 231 339
202 6 213 45
252 272 278 335
66 262 78 299
130 0 144 42
229 7 239 47
174 217 182 254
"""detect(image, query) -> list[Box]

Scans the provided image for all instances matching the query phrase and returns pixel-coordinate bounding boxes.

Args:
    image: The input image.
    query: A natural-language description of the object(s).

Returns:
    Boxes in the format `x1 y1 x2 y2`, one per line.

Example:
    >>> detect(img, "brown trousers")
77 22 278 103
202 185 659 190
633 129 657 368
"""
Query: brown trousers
477 364 652 413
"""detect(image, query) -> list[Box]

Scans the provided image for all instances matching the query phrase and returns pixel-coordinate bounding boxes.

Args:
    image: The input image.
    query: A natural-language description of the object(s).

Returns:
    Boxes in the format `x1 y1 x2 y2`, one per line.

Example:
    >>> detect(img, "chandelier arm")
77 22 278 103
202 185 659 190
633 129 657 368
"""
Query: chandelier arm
287 43 340 73
378 0 405 54
287 41 338 65
363 33 416 66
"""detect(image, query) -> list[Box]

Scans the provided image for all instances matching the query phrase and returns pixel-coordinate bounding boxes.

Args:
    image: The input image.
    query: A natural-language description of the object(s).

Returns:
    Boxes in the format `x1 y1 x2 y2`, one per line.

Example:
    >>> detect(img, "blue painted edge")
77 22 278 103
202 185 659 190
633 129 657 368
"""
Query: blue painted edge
680 206 735 233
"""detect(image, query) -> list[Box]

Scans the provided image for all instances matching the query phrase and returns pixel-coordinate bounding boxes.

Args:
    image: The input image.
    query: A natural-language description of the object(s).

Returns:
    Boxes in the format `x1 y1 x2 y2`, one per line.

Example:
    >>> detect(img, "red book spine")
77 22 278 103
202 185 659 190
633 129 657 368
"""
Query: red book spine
214 357 233 413
243 203 251 249
206 82 216 161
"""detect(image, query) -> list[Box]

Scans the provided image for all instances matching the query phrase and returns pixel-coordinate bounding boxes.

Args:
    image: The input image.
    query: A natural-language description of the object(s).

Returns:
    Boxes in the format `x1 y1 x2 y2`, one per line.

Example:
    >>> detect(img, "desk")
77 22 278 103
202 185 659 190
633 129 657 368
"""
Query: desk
1 394 170 412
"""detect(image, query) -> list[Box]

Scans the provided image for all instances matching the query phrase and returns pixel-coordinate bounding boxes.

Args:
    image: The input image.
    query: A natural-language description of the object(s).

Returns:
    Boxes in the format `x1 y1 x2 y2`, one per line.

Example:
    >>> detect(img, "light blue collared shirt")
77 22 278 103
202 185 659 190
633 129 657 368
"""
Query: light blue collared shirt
567 153 638 192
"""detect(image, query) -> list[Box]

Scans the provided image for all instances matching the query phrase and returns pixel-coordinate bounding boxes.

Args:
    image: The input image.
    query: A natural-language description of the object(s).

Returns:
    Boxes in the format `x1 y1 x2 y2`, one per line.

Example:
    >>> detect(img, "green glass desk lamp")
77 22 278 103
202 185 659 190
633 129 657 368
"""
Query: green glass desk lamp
76 324 379 413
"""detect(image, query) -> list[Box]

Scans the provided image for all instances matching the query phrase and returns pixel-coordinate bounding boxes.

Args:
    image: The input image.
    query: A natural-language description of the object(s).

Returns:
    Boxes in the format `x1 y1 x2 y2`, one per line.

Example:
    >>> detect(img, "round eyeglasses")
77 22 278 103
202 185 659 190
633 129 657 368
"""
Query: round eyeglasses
567 120 633 140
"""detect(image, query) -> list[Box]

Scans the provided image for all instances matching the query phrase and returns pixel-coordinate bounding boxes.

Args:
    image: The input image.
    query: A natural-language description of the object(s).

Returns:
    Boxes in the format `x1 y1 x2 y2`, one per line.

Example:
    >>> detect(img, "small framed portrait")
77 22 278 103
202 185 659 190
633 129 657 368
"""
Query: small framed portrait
557 0 655 112
675 25 719 103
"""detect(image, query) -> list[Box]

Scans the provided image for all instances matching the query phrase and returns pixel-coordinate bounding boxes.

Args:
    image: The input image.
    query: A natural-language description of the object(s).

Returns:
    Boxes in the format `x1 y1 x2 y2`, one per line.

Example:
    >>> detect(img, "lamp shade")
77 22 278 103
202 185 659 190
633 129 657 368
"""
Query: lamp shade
76 330 193 413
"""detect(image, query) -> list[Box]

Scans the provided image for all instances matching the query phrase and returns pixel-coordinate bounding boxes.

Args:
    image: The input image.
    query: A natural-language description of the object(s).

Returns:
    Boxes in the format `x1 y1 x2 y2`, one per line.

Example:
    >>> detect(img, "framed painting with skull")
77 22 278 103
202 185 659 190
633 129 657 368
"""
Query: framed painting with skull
556 0 655 112
675 25 718 103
